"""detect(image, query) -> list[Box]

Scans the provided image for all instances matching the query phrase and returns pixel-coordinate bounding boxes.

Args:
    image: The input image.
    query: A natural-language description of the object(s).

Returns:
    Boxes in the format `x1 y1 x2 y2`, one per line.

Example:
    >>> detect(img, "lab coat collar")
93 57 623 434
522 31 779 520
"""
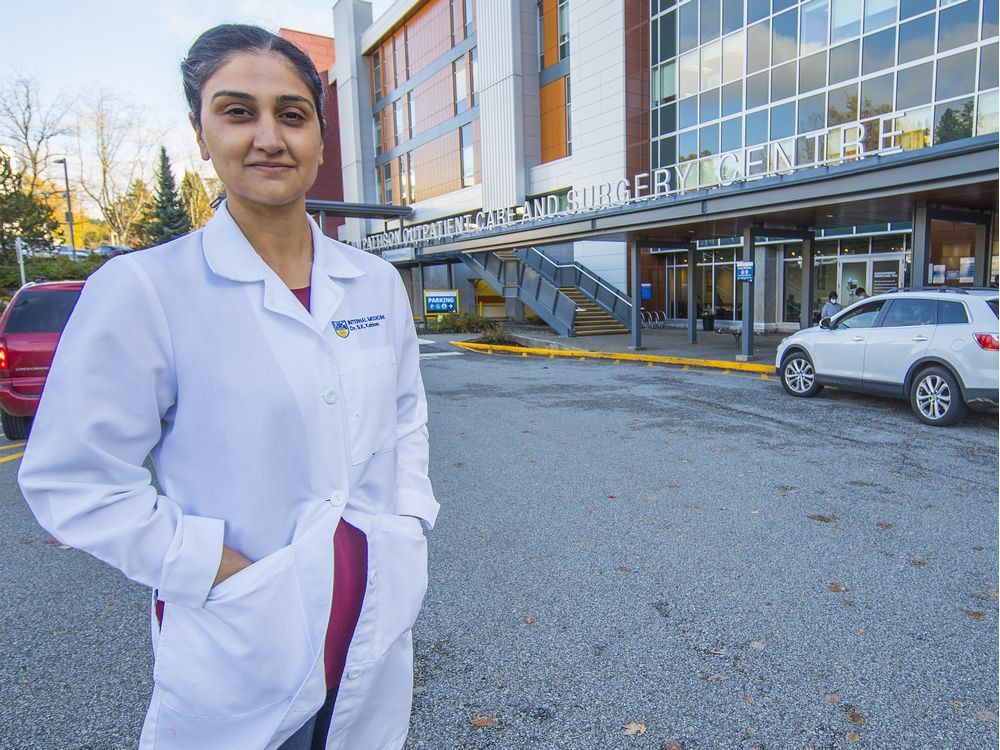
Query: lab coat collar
201 201 365 283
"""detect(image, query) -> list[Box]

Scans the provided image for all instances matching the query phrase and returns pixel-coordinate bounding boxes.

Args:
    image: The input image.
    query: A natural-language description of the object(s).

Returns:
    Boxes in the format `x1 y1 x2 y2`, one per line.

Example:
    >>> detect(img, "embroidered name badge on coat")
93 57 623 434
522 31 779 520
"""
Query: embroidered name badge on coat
332 314 387 338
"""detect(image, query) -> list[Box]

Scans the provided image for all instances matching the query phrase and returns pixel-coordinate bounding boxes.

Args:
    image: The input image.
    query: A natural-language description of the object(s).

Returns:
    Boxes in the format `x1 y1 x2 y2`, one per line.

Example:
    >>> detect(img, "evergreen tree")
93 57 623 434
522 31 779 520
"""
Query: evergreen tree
147 146 191 246
0 150 58 263
179 170 215 229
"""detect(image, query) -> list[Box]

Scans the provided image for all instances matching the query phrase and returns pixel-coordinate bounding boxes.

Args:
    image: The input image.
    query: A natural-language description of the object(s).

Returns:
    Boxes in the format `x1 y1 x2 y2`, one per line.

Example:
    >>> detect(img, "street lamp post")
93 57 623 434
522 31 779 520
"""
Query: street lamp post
53 158 77 260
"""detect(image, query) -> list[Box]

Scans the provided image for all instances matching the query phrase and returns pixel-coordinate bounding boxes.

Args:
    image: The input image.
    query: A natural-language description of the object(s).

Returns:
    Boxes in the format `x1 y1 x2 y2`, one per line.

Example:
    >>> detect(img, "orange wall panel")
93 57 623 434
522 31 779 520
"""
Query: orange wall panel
411 130 462 202
542 0 560 69
540 77 568 163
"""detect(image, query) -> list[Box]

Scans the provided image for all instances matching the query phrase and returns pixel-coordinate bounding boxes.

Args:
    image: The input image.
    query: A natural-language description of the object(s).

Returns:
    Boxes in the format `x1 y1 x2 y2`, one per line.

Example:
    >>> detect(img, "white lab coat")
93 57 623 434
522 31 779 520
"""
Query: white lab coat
18 203 439 750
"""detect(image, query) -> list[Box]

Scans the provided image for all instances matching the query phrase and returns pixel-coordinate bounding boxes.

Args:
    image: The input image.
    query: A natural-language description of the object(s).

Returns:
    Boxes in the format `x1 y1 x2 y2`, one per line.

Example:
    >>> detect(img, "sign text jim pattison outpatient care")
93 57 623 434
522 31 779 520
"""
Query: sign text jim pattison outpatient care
361 113 906 253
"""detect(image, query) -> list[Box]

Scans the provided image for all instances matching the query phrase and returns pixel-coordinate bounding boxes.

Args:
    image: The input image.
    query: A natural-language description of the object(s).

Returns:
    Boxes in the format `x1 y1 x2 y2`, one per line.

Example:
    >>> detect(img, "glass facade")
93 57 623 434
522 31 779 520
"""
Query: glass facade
649 0 1000 185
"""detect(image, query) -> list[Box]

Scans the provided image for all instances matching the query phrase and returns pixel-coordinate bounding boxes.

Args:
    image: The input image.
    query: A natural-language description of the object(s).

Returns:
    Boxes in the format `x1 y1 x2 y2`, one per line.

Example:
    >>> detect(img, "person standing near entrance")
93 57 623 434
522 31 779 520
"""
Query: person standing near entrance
856 287 869 299
821 292 842 319
18 24 438 750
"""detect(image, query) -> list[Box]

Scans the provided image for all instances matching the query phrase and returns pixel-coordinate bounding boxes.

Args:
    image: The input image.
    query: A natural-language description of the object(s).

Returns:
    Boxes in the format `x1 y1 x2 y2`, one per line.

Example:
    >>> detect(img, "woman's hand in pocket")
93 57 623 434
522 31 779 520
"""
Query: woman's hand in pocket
213 545 253 587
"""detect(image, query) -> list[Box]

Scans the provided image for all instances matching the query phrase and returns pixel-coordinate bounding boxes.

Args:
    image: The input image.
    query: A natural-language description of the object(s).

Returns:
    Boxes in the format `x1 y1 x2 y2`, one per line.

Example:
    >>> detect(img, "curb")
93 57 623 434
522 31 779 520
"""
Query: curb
449 340 777 374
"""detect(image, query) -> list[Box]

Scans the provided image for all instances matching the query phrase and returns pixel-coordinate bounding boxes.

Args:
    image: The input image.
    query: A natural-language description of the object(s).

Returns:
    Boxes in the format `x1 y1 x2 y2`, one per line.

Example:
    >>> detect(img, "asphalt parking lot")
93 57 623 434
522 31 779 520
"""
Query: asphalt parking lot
0 341 996 749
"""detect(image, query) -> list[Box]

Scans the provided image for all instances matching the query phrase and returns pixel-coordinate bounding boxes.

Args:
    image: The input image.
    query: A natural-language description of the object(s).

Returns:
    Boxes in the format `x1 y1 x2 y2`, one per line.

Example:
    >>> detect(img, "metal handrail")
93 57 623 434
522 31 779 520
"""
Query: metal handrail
521 247 633 308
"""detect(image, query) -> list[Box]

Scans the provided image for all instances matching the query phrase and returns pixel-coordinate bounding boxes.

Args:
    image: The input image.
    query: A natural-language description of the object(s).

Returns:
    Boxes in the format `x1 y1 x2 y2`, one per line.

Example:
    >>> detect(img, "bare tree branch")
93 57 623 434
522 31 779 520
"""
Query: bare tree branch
0 75 73 195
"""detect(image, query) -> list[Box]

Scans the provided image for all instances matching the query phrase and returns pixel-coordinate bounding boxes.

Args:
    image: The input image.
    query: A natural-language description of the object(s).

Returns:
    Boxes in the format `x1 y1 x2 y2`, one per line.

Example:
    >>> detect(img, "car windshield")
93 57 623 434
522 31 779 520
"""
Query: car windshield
4 290 81 333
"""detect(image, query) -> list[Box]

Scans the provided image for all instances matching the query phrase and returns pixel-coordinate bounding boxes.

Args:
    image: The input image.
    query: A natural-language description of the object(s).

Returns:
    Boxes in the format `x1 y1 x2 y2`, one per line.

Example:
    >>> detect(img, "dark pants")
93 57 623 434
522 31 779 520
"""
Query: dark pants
278 687 339 750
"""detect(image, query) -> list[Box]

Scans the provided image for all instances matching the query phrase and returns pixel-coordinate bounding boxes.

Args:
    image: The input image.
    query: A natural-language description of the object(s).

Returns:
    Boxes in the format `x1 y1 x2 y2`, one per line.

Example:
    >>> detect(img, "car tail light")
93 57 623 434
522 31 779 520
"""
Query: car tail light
974 333 1000 351
0 338 7 370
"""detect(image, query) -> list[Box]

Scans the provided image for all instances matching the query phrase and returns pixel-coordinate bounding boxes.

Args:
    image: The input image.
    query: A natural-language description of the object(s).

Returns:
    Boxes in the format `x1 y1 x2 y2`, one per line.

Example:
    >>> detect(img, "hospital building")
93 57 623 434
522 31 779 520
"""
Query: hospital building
311 0 999 351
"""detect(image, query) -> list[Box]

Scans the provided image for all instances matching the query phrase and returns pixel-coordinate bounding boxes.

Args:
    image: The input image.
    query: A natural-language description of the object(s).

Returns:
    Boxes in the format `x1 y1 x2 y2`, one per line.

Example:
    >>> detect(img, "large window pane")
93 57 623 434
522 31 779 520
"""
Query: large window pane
653 61 678 104
864 0 897 32
700 87 721 120
699 122 720 155
746 109 769 144
680 50 700 96
659 11 678 61
984 0 999 38
772 10 799 64
799 50 829 91
680 95 700 127
933 96 974 144
936 50 977 99
721 115 743 149
722 80 744 114
771 102 796 138
748 0 770 23
700 0 721 42
783 256 803 322
680 0 699 52
801 0 830 54
896 62 934 108
828 82 859 123
898 105 932 149
860 72 894 116
701 41 722 89
938 0 979 52
747 71 770 108
981 42 999 90
722 31 745 83
723 0 745 33
678 129 699 160
830 39 860 82
899 0 933 19
771 61 797 101
798 92 827 130
977 91 999 136
660 102 678 133
862 27 896 74
898 14 935 64
747 20 771 72
831 0 862 42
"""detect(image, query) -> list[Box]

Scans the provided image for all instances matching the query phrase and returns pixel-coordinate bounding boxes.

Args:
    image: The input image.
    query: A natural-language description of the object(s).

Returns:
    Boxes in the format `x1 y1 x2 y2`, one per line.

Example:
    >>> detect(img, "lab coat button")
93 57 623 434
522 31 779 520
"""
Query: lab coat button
347 667 363 680
329 491 346 506
323 389 337 404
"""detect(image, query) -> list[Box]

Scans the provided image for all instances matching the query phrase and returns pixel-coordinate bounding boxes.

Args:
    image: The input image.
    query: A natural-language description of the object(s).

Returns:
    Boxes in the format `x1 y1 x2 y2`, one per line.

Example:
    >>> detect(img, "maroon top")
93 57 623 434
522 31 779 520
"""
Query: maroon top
292 285 369 688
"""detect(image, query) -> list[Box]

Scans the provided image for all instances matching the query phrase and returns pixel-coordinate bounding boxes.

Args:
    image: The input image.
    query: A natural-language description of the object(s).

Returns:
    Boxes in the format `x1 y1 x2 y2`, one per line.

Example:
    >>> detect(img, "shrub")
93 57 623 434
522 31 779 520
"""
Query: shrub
0 255 106 293
426 312 501 334
474 328 521 346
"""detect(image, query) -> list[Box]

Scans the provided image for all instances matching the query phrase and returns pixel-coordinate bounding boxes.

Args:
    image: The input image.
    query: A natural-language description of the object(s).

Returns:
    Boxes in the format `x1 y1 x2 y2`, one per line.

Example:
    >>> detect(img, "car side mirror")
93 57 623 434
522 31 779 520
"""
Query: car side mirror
820 317 832 329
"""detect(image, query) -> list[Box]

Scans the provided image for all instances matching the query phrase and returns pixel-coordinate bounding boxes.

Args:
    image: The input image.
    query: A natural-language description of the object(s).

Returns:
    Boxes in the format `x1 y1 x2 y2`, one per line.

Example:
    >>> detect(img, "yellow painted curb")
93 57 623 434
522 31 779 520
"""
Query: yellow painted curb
449 341 776 374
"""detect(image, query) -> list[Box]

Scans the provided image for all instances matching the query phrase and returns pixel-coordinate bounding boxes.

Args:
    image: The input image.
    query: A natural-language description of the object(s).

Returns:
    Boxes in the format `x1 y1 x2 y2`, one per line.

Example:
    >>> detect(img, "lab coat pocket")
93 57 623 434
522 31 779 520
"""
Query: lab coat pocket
153 545 315 719
374 514 429 658
339 345 398 465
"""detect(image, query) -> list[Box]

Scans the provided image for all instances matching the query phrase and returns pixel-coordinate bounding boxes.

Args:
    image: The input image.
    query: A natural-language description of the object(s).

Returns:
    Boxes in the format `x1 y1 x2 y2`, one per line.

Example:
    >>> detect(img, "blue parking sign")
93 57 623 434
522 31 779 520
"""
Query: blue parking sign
736 261 754 282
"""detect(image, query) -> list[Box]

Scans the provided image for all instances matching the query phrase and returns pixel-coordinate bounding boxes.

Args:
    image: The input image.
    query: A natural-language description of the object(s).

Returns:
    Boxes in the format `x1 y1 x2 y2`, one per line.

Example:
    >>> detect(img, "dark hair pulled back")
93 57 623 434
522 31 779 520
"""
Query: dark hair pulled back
182 24 326 134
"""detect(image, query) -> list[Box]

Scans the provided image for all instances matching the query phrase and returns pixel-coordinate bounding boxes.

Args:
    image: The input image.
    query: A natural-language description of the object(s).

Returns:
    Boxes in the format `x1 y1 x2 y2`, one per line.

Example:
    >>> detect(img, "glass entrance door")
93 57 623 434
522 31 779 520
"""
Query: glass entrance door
871 258 903 295
839 261 868 307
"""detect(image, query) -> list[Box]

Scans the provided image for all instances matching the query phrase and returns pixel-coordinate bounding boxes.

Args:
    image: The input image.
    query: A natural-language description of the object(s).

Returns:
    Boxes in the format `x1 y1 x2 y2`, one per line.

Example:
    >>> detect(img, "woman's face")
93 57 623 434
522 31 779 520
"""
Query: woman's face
193 51 323 209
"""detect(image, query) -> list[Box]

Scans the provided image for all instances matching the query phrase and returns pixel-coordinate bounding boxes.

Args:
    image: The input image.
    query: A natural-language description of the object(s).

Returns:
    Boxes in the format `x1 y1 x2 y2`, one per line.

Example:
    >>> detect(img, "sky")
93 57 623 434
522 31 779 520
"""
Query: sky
3 0 394 183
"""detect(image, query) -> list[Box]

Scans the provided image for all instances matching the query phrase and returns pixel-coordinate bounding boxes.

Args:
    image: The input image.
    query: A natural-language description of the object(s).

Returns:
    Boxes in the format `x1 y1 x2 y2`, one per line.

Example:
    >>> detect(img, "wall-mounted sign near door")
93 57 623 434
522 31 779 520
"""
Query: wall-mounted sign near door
424 289 460 315
736 261 755 282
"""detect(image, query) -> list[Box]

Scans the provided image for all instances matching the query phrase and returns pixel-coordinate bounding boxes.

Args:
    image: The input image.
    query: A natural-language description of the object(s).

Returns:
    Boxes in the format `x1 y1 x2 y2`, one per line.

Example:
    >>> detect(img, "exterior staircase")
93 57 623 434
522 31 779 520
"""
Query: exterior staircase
559 288 630 335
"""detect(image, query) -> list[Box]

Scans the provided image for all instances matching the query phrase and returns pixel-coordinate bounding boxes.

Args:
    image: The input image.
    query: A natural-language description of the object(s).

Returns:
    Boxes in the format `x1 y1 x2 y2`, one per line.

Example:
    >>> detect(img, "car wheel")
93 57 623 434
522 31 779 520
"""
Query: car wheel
780 350 824 397
1 410 32 440
910 366 968 427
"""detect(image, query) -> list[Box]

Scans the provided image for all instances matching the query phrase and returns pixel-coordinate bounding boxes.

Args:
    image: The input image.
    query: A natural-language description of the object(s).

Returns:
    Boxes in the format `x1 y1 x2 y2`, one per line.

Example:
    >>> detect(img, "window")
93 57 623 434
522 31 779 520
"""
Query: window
862 28 896 74
899 0 933 18
722 31 744 83
398 156 408 205
408 155 416 203
801 0 830 55
938 300 969 324
896 62 933 107
834 299 886 327
465 0 474 36
747 20 771 72
721 115 743 148
659 11 678 62
828 83 859 123
798 92 827 130
680 95 699 127
566 77 573 154
746 109 769 144
771 62 796 101
979 91 1000 136
864 0 897 32
799 50 828 92
393 100 405 146
454 56 469 114
4 290 80 333
680 50 700 97
558 0 570 59
880 298 936 326
373 113 383 157
747 71 770 109
934 96 974 143
981 43 999 90
860 73 894 116
829 40 860 83
700 0 721 42
408 93 417 139
382 163 393 204
460 124 475 187
831 0 862 42
772 9 798 65
936 49 977 99
898 14 935 64
938 0 979 52
701 41 722 89
722 80 743 114
680 0 699 52
372 50 382 99
701 87 721 119
771 101 795 138
748 0 770 23
722 0 744 33
471 47 480 105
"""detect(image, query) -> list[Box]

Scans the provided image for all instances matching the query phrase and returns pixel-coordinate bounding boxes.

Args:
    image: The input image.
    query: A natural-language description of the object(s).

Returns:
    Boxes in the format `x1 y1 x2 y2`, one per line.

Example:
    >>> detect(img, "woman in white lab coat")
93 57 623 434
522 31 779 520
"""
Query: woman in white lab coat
18 24 438 750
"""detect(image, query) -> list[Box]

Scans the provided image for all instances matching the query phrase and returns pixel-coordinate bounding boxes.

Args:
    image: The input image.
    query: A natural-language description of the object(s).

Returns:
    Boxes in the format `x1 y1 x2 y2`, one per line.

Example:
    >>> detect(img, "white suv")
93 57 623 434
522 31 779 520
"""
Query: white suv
776 289 999 426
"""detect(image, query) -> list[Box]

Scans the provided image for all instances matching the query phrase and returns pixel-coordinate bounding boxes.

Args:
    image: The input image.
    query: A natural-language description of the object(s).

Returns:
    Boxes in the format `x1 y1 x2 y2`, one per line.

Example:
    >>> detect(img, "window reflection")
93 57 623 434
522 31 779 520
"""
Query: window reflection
896 62 933 108
980 42 999 90
898 14 935 64
722 31 745 83
862 27 896 74
831 0 863 42
746 109 769 144
864 0 897 32
701 40 722 88
828 82 859 124
899 0 933 20
723 0 745 33
898 106 932 149
771 102 796 137
700 87 721 120
799 50 828 92
860 73 893 117
938 0 980 52
722 115 743 149
935 49 977 100
771 62 797 101
680 0 699 52
801 0 830 55
722 80 744 114
976 91 999 135
748 20 771 72
747 71 770 109
830 39 860 82
772 9 799 64
934 96 974 144
701 0 722 42
798 91 827 130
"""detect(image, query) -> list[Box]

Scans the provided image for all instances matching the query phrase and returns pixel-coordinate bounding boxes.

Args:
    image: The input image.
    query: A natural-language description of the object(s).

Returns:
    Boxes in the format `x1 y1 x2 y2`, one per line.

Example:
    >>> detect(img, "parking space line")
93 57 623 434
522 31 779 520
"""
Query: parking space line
0 442 26 452
0 451 24 463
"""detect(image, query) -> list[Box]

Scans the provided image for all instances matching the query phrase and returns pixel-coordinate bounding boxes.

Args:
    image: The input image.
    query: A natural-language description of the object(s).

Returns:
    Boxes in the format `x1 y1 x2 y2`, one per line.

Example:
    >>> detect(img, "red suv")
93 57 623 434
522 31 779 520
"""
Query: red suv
0 280 84 439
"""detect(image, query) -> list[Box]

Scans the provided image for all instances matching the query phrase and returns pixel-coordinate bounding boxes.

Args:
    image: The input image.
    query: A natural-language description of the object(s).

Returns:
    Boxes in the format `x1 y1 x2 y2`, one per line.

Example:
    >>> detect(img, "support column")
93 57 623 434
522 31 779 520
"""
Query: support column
687 244 697 343
801 232 815 329
416 263 427 327
446 262 454 290
911 201 931 288
740 228 755 359
629 240 643 350
974 221 990 287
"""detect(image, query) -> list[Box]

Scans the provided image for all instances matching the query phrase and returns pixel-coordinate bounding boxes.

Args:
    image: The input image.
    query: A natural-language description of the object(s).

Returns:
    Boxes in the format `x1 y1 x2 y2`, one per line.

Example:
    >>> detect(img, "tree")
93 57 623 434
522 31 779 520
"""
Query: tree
0 150 58 262
0 76 72 195
147 147 191 245
114 179 155 249
76 89 161 245
934 100 975 145
178 170 215 230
